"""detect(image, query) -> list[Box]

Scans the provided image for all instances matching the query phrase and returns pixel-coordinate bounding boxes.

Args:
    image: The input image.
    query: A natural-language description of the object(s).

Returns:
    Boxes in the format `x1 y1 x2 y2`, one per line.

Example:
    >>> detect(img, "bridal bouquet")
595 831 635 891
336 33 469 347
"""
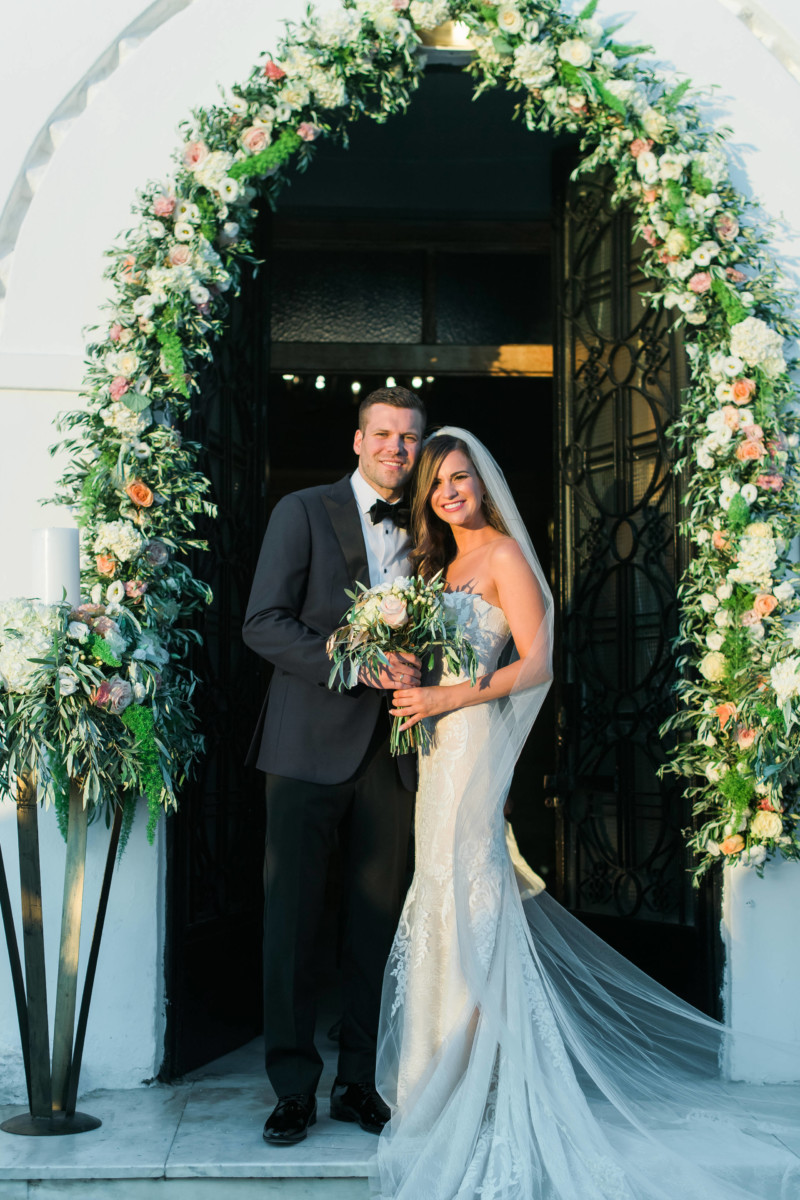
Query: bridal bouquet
326 572 478 755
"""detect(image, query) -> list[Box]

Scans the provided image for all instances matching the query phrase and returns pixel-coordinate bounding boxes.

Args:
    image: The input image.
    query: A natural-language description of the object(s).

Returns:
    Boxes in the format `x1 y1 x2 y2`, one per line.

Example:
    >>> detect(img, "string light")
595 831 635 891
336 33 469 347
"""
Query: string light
426 376 435 383
281 374 294 382
411 376 423 389
385 376 397 388
351 381 362 395
315 375 326 390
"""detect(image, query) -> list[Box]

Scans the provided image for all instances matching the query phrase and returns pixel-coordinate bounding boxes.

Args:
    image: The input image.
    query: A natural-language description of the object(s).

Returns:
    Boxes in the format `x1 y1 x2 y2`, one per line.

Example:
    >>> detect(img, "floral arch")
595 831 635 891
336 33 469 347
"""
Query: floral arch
2 0 799 881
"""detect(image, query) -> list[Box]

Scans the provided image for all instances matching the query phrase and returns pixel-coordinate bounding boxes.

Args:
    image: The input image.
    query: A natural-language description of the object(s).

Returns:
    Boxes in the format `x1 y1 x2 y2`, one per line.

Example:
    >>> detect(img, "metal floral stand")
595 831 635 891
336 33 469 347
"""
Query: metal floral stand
0 773 123 1135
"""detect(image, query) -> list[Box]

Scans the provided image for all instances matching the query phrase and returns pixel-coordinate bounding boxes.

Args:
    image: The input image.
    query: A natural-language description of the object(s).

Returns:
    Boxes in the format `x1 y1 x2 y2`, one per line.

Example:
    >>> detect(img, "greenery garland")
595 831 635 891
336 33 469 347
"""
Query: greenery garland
1 0 799 883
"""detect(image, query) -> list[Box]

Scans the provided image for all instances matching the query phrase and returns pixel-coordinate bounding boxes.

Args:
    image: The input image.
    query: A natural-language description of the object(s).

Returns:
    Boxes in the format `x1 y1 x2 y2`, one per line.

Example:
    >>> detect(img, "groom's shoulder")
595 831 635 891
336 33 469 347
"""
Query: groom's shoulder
271 475 352 521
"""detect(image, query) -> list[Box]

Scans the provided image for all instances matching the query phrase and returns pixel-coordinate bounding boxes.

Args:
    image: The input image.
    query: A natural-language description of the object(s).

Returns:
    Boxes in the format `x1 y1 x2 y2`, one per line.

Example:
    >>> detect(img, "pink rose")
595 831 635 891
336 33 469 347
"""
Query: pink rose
568 95 586 113
93 681 112 708
110 375 130 401
714 212 740 242
726 267 747 283
658 250 677 265
69 603 105 624
93 676 132 714
736 439 766 462
737 728 757 750
756 473 784 491
125 580 148 599
379 595 409 629
742 423 763 441
297 123 322 142
688 271 712 294
630 138 653 159
109 322 123 342
642 225 657 247
731 377 756 404
168 244 192 267
119 255 138 284
264 61 286 80
153 194 175 218
241 126 269 154
182 141 208 169
392 0 409 8
721 405 740 431
753 593 778 617
741 610 761 627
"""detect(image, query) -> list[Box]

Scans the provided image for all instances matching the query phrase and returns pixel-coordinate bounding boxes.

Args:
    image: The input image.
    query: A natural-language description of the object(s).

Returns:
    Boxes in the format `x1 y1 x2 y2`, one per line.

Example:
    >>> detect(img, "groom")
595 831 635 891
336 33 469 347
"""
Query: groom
243 385 426 1145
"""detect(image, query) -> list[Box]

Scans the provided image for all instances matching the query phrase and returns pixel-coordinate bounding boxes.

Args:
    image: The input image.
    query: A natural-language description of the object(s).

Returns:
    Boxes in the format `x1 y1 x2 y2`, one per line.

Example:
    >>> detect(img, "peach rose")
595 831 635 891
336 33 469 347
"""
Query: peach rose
392 0 409 8
642 188 658 204
96 554 116 577
756 473 784 491
688 271 712 294
737 727 757 749
119 255 139 284
753 593 778 617
168 244 192 267
630 138 653 158
741 609 761 626
714 212 740 242
720 834 745 855
264 61 286 80
182 140 208 169
153 194 175 218
642 225 658 247
126 480 154 508
726 267 747 283
721 405 740 430
715 703 737 729
736 439 766 462
110 375 130 402
712 530 730 551
742 423 763 441
731 378 756 404
125 580 148 600
241 125 269 154
379 595 409 629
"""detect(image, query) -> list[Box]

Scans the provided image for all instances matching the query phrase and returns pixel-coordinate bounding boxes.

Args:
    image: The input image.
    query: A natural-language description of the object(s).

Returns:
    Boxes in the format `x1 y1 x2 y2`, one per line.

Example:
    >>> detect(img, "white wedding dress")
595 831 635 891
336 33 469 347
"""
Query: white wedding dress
375 590 800 1200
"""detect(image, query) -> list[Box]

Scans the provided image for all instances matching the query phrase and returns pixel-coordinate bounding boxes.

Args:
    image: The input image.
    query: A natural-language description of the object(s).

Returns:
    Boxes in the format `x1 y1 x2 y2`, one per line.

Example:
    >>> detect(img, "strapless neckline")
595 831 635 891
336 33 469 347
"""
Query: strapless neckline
445 590 505 619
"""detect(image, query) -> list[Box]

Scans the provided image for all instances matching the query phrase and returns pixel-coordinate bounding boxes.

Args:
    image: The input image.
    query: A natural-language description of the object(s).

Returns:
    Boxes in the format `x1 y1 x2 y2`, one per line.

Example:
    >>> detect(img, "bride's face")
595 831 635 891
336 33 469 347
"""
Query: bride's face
429 449 487 529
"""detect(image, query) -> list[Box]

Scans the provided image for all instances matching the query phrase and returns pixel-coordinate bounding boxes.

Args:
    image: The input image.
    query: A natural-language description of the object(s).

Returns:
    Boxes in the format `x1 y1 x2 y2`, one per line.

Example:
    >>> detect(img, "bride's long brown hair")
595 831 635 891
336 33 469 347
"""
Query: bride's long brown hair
410 434 510 581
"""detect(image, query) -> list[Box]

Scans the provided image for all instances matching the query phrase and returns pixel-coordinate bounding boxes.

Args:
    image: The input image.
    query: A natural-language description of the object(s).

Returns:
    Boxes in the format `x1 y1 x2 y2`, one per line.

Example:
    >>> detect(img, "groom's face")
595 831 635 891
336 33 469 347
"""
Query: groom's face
354 403 424 500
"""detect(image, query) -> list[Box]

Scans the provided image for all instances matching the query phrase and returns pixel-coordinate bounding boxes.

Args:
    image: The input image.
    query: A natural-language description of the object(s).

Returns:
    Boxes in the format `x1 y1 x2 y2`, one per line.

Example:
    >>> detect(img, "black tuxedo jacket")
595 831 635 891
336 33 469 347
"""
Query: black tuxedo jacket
243 474 415 790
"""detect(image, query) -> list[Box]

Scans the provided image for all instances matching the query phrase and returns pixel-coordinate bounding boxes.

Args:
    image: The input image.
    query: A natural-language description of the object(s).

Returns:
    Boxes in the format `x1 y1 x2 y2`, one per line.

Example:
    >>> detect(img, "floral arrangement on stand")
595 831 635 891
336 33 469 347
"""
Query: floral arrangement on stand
2 0 799 879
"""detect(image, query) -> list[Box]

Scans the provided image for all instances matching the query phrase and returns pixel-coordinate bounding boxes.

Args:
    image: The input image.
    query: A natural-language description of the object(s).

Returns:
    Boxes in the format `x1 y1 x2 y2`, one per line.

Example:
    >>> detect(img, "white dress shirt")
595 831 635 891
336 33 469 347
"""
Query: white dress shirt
350 468 412 588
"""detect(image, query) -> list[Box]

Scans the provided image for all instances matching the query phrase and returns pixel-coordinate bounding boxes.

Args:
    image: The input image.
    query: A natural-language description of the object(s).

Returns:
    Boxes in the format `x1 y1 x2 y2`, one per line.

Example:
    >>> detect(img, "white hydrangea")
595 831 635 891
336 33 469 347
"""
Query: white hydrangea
771 656 800 705
409 0 450 30
729 317 785 378
727 532 778 590
603 79 648 114
313 7 362 46
790 622 800 651
692 148 728 187
510 40 556 88
194 150 235 190
307 68 348 109
0 599 60 693
132 631 170 667
93 520 145 563
282 82 311 111
100 403 152 439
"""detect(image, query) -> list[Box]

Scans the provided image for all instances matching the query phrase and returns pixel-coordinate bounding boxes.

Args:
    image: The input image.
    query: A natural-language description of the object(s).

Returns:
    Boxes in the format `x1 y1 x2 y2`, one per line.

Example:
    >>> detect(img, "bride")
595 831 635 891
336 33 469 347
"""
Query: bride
375 427 800 1200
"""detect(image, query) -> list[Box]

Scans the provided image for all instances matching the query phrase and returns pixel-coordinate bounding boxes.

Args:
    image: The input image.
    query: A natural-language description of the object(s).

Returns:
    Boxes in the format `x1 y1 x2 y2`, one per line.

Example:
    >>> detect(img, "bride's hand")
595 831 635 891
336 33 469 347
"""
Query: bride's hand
390 686 449 731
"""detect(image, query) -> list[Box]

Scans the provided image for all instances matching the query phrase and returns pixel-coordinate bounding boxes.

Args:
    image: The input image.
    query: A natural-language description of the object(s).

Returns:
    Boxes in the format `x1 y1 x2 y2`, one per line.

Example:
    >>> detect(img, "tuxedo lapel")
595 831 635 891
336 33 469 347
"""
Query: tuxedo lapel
322 477 370 589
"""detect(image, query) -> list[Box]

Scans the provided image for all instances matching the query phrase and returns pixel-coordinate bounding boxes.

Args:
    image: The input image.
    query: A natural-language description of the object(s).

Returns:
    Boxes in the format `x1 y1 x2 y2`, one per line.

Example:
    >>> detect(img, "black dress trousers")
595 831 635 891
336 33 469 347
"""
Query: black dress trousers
263 708 413 1098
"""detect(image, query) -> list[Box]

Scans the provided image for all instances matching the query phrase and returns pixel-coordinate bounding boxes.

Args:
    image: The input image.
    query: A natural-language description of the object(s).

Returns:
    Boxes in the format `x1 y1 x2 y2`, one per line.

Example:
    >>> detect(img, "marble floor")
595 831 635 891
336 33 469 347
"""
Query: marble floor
0 1037 373 1199
2 1037 800 1198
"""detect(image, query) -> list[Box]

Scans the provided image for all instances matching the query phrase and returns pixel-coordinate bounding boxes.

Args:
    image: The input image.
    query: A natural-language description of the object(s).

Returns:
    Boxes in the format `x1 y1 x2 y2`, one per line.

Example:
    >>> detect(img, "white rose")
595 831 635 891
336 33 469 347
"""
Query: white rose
511 40 556 88
699 593 719 613
665 229 689 257
714 610 731 628
148 220 167 239
558 38 593 67
190 284 210 306
496 5 524 35
706 632 725 651
705 762 722 783
771 656 800 705
133 294 156 319
750 809 784 840
67 620 91 642
774 581 795 603
696 445 714 469
699 651 727 682
658 152 688 181
715 582 733 601
282 81 311 111
57 668 79 697
745 844 767 866
642 107 668 140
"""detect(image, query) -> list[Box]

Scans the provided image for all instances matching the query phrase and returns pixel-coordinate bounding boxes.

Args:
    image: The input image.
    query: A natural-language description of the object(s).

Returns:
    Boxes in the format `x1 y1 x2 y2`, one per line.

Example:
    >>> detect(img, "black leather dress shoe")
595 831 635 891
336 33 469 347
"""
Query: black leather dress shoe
330 1079 390 1134
262 1094 316 1144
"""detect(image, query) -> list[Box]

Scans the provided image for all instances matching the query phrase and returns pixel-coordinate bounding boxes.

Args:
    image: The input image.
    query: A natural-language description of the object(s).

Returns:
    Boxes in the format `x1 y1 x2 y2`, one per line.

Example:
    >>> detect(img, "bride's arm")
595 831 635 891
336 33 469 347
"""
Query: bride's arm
391 540 551 730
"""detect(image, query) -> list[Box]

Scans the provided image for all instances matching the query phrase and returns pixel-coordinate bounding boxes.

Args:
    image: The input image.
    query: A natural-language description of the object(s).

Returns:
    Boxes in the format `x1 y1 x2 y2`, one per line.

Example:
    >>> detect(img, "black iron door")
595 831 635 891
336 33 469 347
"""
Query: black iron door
552 170 720 1012
162 225 271 1076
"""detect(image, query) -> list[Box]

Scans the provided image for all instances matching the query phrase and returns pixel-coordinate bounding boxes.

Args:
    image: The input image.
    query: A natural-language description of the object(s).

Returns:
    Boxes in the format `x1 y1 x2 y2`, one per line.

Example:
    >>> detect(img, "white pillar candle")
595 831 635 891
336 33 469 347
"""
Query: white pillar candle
31 527 81 606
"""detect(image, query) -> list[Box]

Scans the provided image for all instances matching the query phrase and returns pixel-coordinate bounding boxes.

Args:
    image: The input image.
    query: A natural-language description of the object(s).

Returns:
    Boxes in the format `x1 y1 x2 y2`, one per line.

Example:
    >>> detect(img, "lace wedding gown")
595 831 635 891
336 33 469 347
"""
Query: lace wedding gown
375 592 800 1200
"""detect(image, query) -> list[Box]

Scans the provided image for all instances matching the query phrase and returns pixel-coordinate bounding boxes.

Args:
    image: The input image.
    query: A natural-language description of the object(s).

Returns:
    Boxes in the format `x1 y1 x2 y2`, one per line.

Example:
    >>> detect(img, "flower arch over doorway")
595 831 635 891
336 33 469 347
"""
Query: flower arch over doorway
6 0 800 877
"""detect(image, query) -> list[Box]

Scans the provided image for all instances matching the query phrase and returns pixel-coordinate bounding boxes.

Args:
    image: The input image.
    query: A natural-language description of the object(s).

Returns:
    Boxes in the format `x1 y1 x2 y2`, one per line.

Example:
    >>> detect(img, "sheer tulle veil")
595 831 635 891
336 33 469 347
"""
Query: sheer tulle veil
374 427 800 1200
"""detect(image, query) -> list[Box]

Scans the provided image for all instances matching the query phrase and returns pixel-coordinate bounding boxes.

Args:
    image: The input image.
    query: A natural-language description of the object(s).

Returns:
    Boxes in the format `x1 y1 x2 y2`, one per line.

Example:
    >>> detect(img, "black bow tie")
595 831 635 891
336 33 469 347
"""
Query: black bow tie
369 498 410 529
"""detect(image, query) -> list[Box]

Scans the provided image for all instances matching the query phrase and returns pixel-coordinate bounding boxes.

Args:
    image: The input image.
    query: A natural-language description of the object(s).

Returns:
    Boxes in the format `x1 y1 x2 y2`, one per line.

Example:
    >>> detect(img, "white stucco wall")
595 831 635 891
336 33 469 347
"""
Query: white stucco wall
1 0 800 1098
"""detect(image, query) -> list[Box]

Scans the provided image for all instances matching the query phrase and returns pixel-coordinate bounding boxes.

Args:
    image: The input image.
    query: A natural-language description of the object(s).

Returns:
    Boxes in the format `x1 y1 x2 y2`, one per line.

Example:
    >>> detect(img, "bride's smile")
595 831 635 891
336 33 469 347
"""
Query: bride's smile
430 449 486 529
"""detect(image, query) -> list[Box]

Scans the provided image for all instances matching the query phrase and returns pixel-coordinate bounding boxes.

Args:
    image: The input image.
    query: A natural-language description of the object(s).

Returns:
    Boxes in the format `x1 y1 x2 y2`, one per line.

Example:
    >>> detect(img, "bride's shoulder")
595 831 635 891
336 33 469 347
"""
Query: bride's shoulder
486 536 526 568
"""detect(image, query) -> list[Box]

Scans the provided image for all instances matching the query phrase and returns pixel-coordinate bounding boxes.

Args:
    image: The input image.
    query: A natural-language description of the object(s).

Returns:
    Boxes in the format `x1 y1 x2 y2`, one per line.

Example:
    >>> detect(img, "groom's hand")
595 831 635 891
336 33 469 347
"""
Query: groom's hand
359 651 421 690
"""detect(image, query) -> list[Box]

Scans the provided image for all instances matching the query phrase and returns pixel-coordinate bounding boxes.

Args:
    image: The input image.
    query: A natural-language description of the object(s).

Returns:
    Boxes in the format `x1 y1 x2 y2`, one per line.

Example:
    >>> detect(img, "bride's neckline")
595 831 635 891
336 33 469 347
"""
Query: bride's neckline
445 589 505 618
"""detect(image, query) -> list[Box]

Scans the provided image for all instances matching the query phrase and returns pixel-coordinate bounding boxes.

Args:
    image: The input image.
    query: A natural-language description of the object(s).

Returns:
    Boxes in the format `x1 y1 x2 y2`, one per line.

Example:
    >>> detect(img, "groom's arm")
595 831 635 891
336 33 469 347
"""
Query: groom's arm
242 493 336 688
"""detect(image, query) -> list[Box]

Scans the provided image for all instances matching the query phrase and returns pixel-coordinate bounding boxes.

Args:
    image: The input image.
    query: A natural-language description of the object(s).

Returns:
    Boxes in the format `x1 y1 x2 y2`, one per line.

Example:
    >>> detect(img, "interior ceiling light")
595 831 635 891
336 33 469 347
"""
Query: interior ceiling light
351 381 362 395
411 376 423 389
385 376 397 388
315 374 326 390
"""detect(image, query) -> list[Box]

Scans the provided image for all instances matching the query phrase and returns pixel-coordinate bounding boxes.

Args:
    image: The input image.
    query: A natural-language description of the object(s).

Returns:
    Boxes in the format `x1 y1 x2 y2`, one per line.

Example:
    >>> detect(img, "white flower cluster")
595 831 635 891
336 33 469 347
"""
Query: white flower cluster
409 0 450 31
771 657 800 707
313 7 363 47
729 316 785 378
100 402 152 439
0 599 60 693
511 41 556 89
93 520 145 563
727 530 778 589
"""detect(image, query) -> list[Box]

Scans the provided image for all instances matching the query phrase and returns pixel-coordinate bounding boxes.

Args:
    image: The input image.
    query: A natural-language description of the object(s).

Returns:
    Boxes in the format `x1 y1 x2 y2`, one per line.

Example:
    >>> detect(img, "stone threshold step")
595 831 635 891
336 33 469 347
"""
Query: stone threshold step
2 1182 369 1199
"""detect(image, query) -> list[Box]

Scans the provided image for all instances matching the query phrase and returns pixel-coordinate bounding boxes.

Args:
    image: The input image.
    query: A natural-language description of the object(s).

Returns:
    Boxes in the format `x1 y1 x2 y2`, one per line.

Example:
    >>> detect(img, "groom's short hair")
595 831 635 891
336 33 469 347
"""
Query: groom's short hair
358 386 426 432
